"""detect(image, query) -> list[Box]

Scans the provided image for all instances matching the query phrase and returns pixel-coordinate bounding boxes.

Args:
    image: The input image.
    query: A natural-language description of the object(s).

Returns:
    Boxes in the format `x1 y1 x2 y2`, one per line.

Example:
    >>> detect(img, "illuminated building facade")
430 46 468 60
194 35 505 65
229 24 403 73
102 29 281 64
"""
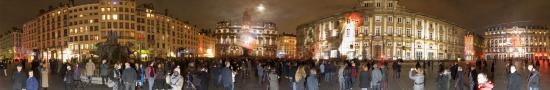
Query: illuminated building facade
484 22 550 60
198 30 216 58
276 33 297 59
464 32 485 61
215 11 278 57
297 0 466 60
21 0 200 61
0 28 22 60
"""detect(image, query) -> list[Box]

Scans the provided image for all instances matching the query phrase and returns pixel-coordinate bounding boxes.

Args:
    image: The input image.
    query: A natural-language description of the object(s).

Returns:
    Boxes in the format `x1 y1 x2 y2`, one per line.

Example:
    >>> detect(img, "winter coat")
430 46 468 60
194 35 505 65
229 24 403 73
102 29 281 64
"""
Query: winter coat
351 66 357 78
528 71 540 88
86 62 96 76
450 65 458 80
359 70 370 88
477 81 494 90
41 66 49 87
306 75 319 90
220 67 233 87
370 68 382 86
268 73 279 90
100 63 109 76
146 66 157 80
169 74 184 90
296 77 306 90
320 64 325 73
74 66 81 80
437 74 451 90
110 69 121 82
393 63 401 72
468 70 477 90
507 72 521 90
409 70 424 90
12 71 26 89
455 71 464 90
64 70 74 83
122 68 137 84
26 77 39 90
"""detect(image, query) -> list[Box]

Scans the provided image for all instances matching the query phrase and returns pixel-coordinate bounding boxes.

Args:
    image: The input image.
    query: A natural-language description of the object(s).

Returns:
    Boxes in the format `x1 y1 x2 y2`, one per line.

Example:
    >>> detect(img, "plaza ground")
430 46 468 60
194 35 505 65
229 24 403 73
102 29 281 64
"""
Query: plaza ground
0 60 548 90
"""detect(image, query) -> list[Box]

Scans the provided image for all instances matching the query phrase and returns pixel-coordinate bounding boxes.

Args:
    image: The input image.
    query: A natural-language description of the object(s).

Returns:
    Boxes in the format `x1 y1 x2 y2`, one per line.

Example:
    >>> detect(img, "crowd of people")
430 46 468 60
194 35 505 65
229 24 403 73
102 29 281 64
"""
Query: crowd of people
2 58 547 90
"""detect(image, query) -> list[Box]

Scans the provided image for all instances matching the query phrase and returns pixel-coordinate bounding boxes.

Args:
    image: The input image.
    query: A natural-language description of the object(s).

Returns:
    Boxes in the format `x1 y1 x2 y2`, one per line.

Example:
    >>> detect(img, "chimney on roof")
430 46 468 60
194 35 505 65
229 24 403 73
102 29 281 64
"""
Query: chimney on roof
71 0 75 6
39 9 46 14
48 5 54 11
164 9 168 16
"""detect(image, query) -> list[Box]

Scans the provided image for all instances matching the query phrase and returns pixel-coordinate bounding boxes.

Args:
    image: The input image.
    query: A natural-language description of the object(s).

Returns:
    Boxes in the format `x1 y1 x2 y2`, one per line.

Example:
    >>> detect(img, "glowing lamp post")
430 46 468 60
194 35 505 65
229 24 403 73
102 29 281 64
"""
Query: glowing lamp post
62 48 72 63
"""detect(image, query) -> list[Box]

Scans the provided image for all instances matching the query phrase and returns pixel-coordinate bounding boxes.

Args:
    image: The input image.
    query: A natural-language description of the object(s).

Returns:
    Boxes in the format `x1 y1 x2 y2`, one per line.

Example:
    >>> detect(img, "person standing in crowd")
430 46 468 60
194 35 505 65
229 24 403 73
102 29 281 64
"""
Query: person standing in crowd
380 63 388 90
350 62 358 89
0 61 6 77
477 73 493 90
40 62 49 90
137 64 145 88
307 69 319 90
289 63 298 90
527 64 540 90
122 62 137 90
74 64 82 84
295 66 307 90
268 68 280 90
85 60 96 84
320 61 326 80
64 65 74 90
468 66 477 90
110 63 122 90
257 63 264 85
507 65 521 90
359 64 370 90
455 66 464 90
437 69 451 90
196 67 209 90
370 64 382 90
450 63 458 80
146 62 156 90
26 71 39 90
409 68 424 90
169 66 183 90
153 64 166 90
338 63 347 90
392 61 401 79
100 60 109 86
13 65 26 90
220 61 235 90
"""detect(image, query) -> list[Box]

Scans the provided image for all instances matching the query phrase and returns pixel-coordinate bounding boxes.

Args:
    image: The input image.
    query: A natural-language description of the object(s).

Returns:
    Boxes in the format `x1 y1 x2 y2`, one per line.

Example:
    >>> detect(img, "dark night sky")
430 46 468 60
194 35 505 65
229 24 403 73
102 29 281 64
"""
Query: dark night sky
1 0 550 34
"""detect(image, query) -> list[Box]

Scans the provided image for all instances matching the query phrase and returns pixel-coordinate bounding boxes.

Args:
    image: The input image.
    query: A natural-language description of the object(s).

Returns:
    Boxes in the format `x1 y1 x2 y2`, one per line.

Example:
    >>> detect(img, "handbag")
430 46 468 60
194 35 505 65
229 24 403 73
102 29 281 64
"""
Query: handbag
107 79 115 87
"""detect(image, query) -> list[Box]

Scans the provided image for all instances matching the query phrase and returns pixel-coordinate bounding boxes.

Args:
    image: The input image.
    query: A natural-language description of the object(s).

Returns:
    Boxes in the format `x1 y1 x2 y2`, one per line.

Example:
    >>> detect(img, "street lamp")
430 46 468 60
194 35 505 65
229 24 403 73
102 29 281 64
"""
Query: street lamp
62 48 72 63
256 3 265 12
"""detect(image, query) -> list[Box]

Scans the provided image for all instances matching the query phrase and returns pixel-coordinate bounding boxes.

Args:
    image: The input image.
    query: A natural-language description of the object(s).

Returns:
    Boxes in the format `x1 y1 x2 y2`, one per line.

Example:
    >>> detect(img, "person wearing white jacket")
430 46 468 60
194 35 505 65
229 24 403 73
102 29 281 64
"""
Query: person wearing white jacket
409 68 424 90
168 66 184 90
85 60 96 84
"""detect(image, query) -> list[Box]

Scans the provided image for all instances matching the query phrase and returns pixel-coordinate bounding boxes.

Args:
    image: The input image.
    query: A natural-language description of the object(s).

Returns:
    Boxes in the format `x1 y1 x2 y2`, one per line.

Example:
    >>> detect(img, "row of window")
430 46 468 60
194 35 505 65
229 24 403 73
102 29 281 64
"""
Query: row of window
216 29 277 34
363 2 395 8
100 7 135 13
486 31 548 35
489 47 547 53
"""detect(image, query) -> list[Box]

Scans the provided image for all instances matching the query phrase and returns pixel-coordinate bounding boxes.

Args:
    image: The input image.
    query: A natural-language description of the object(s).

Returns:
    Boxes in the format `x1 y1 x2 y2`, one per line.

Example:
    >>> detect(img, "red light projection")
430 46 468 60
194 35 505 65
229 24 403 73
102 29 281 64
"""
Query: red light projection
511 35 520 47
347 12 363 29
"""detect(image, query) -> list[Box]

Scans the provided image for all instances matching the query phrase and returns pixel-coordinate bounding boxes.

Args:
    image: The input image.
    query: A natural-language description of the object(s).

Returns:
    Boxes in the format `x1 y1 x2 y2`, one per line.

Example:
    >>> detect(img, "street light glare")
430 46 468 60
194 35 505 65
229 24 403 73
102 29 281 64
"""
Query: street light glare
257 4 265 12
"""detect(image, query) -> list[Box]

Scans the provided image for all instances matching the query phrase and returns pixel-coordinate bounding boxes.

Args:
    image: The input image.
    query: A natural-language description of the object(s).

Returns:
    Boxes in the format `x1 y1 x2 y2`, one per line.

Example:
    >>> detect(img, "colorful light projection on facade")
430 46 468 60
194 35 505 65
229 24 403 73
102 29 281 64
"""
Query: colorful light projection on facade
338 12 362 59
239 25 258 50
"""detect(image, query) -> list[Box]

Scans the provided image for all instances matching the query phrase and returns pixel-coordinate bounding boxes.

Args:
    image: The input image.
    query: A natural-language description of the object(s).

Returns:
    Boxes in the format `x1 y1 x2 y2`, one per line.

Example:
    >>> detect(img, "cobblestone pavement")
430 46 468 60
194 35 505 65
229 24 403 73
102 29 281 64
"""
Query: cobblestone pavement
1 60 548 90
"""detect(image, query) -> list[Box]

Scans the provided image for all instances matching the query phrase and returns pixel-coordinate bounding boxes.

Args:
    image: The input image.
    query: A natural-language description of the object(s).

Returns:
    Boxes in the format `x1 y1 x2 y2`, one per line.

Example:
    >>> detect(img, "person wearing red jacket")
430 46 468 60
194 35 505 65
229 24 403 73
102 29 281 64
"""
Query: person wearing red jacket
146 62 156 90
477 73 494 90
